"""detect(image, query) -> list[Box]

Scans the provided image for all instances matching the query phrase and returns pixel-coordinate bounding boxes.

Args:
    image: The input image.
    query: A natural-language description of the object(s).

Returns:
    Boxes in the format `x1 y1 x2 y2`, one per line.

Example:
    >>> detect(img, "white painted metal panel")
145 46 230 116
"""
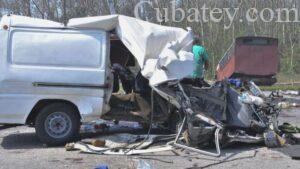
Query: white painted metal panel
0 14 63 28
5 28 108 85
0 28 110 124
10 30 103 68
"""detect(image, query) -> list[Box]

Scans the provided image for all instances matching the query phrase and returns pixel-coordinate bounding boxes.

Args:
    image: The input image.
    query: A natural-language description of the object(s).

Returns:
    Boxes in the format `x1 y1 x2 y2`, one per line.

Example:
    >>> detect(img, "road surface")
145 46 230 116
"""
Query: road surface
0 108 300 169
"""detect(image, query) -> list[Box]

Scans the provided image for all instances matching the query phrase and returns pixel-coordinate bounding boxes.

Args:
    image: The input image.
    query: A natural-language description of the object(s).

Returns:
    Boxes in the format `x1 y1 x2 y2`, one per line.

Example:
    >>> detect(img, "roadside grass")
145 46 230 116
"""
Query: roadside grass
260 85 300 91
277 73 300 83
260 73 300 91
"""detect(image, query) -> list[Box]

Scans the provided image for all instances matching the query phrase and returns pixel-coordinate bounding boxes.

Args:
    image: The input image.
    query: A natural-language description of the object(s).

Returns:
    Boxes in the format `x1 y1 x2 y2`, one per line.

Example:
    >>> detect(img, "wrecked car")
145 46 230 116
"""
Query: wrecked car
0 14 284 154
154 79 283 156
0 14 194 145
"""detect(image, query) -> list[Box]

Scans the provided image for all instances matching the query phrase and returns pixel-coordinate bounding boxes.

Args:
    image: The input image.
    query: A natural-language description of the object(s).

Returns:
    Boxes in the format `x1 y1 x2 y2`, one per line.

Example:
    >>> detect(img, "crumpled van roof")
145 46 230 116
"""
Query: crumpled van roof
0 14 194 86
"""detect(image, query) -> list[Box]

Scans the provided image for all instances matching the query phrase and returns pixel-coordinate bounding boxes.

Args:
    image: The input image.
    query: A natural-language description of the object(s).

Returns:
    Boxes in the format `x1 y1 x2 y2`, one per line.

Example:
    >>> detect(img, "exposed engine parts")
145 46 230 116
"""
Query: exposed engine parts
154 80 289 156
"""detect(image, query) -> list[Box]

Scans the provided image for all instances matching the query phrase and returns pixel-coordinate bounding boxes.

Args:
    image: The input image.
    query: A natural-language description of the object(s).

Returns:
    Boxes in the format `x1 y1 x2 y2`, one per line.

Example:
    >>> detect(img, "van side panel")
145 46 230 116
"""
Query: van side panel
0 28 109 124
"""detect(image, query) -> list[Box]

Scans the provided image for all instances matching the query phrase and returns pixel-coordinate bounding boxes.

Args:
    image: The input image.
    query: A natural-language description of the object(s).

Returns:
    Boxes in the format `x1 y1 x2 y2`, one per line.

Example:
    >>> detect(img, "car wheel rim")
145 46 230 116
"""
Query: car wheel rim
45 112 72 139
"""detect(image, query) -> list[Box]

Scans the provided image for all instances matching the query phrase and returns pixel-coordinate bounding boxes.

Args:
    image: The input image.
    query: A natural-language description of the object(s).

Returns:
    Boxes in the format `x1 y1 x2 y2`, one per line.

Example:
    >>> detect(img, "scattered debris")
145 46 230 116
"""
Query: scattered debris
137 160 153 169
279 123 300 133
80 120 143 134
66 133 175 155
65 142 173 155
281 90 300 96
153 80 297 155
95 164 109 169
81 139 106 148
264 131 286 148
278 102 300 109
239 93 264 106
67 80 299 158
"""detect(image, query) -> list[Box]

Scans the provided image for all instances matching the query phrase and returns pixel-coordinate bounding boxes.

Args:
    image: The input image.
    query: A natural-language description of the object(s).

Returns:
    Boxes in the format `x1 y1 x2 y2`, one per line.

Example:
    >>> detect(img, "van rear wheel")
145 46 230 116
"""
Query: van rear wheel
35 103 80 146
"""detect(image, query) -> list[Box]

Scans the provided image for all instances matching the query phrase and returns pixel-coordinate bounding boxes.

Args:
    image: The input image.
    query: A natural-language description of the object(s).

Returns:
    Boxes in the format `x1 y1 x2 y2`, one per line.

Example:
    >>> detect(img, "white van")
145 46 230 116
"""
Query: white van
0 14 194 146
0 16 113 145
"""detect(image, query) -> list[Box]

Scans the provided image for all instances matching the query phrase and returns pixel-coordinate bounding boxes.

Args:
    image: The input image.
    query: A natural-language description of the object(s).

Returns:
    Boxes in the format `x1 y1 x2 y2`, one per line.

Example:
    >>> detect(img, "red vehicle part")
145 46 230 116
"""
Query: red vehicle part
217 37 279 85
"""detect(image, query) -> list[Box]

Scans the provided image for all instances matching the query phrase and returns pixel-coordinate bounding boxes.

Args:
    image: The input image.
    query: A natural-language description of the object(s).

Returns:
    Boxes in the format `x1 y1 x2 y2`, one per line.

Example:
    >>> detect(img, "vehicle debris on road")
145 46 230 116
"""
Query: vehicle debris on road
66 133 175 155
67 79 300 157
278 102 300 109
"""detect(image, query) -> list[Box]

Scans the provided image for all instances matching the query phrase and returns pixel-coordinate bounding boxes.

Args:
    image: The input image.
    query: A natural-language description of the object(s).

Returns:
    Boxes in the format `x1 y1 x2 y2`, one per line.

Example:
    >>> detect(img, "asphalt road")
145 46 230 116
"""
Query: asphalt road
0 108 300 169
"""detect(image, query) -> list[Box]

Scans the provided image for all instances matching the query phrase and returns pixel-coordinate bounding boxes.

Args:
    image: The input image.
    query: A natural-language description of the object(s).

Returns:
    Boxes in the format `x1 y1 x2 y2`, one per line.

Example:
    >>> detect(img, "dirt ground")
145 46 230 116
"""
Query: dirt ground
0 108 300 169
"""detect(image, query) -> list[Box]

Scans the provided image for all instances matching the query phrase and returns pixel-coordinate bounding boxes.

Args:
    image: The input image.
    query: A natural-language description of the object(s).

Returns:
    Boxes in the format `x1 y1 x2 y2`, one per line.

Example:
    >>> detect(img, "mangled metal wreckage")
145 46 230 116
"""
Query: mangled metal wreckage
67 15 283 156
1 15 283 155
154 80 281 156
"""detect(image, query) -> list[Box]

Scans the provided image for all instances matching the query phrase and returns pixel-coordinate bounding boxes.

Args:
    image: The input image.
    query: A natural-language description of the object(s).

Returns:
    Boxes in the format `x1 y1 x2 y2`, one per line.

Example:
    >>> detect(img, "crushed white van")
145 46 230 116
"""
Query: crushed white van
0 15 194 145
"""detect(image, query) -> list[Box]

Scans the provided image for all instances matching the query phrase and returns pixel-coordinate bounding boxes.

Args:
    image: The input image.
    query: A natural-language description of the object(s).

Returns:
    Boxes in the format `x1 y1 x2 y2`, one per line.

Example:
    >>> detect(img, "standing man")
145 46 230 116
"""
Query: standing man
191 36 210 87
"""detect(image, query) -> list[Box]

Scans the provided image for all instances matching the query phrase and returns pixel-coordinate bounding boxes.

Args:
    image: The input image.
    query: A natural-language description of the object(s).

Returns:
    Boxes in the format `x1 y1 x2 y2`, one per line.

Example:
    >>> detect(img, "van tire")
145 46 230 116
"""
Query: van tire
35 103 80 146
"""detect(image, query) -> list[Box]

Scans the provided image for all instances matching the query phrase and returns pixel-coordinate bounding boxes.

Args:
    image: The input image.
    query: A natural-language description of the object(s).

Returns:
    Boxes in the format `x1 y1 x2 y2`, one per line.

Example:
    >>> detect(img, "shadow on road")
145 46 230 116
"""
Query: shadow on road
0 127 149 150
0 125 20 130
274 145 300 160
1 132 44 149
185 144 261 169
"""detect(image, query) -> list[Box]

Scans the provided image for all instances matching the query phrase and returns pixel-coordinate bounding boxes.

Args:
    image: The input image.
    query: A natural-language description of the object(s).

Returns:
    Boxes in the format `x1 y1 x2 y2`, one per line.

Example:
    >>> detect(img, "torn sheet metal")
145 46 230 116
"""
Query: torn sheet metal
66 142 173 155
66 133 175 155
1 15 194 85
68 15 194 85
281 90 300 96
85 133 174 149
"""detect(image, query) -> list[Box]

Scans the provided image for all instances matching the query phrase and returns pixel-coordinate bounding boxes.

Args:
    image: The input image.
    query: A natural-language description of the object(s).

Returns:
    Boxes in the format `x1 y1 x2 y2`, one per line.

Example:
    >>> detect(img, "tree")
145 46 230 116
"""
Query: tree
0 0 299 81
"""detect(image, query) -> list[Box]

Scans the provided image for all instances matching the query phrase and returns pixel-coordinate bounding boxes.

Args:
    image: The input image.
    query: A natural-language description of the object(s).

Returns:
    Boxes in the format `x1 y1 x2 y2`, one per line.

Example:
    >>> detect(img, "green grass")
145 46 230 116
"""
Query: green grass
277 73 300 83
260 85 300 91
260 73 300 91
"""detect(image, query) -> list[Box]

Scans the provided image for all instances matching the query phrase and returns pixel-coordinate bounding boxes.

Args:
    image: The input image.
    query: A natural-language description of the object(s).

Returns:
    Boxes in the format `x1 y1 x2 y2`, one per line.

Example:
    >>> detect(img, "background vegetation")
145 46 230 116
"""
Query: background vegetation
0 0 299 82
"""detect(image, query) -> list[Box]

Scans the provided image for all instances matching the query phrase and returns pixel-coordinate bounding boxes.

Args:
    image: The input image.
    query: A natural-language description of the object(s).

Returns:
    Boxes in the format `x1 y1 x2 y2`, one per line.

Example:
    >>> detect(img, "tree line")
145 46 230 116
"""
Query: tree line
0 0 299 81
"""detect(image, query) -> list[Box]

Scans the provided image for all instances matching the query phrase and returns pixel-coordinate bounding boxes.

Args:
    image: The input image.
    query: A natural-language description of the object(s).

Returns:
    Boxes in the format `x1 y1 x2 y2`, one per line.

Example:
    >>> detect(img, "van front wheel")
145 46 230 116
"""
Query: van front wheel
35 103 80 146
